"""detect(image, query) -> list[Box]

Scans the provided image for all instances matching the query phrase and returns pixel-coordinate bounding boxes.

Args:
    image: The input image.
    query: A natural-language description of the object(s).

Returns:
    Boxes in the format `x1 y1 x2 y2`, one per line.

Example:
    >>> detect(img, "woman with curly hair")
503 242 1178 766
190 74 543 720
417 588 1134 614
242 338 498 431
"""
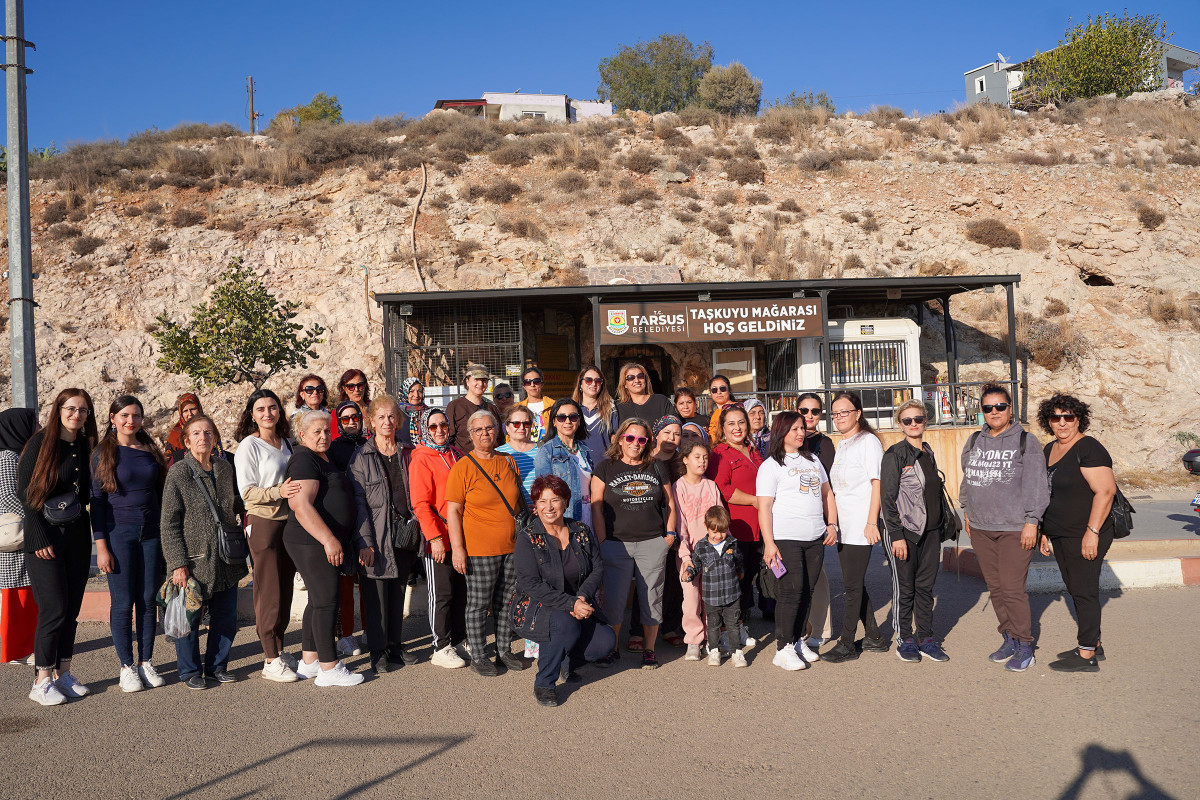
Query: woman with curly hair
1036 394 1116 673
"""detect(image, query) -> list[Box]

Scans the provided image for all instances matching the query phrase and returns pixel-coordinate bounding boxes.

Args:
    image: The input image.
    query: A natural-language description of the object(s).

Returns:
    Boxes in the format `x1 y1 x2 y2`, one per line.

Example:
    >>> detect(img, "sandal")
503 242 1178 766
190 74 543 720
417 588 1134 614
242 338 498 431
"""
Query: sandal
664 633 686 647
625 636 644 653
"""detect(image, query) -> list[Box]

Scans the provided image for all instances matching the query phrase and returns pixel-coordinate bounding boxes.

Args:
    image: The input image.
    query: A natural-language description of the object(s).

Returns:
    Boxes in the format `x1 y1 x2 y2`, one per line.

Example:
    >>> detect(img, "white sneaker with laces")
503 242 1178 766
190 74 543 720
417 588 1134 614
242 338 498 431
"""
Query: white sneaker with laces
54 672 90 698
796 639 821 663
772 645 808 671
739 626 757 649
138 662 165 688
314 661 364 687
684 644 702 661
262 657 299 683
295 658 320 680
29 678 67 706
707 647 722 666
294 573 307 591
731 649 749 668
119 666 145 693
431 645 467 669
337 636 363 657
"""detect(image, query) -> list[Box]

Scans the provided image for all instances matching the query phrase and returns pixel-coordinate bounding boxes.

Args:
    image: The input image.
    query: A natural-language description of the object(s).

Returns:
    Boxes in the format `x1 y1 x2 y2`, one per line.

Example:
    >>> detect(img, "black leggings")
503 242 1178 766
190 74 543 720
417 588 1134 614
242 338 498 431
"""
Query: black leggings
360 547 418 661
1050 532 1113 648
773 539 825 649
285 539 341 663
26 526 92 671
836 543 880 644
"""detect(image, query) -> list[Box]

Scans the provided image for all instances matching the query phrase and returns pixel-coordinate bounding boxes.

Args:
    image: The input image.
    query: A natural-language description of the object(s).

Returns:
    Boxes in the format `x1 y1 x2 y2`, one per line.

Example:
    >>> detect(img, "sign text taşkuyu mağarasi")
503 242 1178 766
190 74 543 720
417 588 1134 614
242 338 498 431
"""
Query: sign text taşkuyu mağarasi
599 299 823 344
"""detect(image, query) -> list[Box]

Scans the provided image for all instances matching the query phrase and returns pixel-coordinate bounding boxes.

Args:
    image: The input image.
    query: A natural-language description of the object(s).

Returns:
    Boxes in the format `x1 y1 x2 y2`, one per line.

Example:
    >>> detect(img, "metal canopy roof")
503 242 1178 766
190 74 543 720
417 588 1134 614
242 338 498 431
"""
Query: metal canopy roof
374 274 1020 308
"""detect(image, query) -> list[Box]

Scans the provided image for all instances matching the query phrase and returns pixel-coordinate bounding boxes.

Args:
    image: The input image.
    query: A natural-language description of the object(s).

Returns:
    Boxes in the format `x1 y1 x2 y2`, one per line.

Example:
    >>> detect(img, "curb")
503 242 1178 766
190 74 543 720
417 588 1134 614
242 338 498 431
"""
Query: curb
942 545 1200 592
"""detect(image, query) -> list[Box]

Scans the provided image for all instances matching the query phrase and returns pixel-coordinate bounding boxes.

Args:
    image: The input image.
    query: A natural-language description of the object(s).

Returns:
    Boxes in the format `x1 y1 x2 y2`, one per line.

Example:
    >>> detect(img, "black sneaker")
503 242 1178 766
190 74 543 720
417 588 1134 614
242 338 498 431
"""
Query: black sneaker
210 669 237 684
398 650 418 666
641 650 660 670
472 658 499 677
534 686 560 707
594 648 619 669
822 640 859 663
1057 644 1105 662
564 670 584 684
499 651 529 671
371 659 391 675
862 635 890 653
185 675 208 690
1049 650 1099 673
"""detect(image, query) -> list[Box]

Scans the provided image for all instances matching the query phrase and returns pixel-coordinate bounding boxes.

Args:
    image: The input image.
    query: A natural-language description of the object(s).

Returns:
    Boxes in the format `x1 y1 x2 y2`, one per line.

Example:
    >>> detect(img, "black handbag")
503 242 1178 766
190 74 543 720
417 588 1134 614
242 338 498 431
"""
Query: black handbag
186 460 249 565
383 449 424 552
1109 485 1135 539
466 453 532 532
42 490 82 526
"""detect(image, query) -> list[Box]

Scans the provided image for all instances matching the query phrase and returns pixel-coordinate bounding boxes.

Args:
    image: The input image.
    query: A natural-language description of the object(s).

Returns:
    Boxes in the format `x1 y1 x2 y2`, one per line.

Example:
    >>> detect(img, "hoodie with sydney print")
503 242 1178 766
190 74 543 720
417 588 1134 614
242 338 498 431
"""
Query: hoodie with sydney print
959 422 1050 532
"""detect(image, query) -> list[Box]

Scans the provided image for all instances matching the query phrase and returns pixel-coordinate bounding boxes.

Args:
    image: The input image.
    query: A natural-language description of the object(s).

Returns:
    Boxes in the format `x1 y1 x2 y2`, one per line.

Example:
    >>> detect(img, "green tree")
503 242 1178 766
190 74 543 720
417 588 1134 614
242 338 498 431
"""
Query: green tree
269 92 344 130
769 90 837 114
697 62 763 116
153 258 326 389
1021 12 1171 106
597 33 714 114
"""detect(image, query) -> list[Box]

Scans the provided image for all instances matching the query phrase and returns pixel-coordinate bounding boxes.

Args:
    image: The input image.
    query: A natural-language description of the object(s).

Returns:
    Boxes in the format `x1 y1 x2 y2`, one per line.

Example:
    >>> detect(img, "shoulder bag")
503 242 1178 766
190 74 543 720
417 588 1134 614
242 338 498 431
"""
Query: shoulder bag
0 512 23 552
186 460 249 565
466 452 532 532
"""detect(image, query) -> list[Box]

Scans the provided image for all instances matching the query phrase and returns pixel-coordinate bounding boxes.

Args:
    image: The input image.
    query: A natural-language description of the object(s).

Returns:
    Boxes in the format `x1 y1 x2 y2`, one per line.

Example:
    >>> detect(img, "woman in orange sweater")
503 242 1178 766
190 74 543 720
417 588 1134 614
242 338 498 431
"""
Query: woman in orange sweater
408 408 468 669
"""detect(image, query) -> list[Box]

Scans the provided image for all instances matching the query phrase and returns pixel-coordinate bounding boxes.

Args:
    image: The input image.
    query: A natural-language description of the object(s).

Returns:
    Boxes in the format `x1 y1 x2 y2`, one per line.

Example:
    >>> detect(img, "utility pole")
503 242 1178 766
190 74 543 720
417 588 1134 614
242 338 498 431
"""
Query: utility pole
247 76 259 134
3 0 36 409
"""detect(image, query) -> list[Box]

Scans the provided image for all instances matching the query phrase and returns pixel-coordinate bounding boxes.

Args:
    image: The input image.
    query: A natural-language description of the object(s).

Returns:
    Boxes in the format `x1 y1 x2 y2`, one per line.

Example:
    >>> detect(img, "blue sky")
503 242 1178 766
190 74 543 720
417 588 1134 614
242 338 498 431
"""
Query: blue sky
15 1 1200 147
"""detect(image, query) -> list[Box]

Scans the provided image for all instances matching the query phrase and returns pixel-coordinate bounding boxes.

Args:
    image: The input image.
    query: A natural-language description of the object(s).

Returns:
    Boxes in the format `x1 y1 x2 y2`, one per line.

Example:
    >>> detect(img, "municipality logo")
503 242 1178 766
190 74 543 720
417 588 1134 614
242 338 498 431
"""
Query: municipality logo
607 310 628 336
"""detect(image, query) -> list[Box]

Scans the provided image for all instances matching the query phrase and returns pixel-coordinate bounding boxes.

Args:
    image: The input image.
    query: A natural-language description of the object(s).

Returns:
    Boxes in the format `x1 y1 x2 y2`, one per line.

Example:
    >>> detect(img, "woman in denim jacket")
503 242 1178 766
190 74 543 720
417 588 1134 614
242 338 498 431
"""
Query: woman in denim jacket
532 398 593 524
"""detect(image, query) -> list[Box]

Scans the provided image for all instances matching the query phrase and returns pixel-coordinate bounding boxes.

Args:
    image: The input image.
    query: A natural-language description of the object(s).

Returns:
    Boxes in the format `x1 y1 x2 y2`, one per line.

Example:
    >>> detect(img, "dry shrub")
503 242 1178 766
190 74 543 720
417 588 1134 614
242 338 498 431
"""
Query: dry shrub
1170 150 1200 167
654 118 682 140
452 238 482 258
426 192 449 210
286 122 400 168
797 150 836 171
918 260 957 277
385 195 407 208
860 213 880 232
1013 312 1086 371
171 208 205 228
480 178 522 204
142 200 163 214
434 160 461 176
574 152 602 171
554 171 589 193
498 215 546 241
66 207 87 222
754 107 811 144
713 189 737 206
674 185 701 199
1136 205 1165 230
1148 291 1200 329
746 191 770 205
146 237 169 254
624 149 658 174
617 187 659 206
122 205 143 218
1023 226 1050 251
47 223 82 240
704 218 731 238
839 211 859 223
489 140 534 167
966 218 1021 249
726 158 764 184
844 253 865 271
686 200 703 213
1005 145 1074 166
778 198 802 213
41 201 68 225
674 211 696 223
213 216 244 232
862 106 904 127
71 235 103 256
1044 297 1069 317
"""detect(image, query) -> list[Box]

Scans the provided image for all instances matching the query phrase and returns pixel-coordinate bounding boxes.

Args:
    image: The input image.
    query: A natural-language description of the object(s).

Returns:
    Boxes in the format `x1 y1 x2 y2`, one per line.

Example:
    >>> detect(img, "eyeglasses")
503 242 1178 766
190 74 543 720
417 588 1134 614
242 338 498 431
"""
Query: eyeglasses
624 373 646 382
339 414 362 424
470 425 496 435
301 385 325 395
343 381 366 391
798 407 822 416
493 392 513 401
508 420 532 429
428 422 449 431
555 413 581 423
900 416 926 426
63 406 90 417
523 378 543 386
622 434 649 446
581 376 603 385
709 385 729 394
982 403 1010 413
829 410 855 420
1049 413 1077 423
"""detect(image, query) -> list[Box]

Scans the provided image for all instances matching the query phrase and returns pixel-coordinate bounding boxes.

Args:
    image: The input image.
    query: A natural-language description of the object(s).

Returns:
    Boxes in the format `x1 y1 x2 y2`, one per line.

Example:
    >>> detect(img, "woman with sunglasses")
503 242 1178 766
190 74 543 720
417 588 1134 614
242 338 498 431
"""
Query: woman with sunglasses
295 374 329 413
881 400 953 663
705 375 738 444
327 400 370 659
707 405 764 629
517 367 555 444
615 362 674 426
573 366 617 461
533 398 594 524
960 382 1049 673
409 409 469 669
1037 395 1115 673
397 377 426 448
332 369 370 439
497 406 539 506
795 393 834 647
590 418 678 669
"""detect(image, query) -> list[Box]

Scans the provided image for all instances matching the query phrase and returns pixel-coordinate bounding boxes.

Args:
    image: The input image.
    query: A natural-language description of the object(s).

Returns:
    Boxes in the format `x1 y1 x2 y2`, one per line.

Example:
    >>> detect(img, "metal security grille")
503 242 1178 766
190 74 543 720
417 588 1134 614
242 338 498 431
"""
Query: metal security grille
389 300 521 398
765 339 799 392
829 340 907 384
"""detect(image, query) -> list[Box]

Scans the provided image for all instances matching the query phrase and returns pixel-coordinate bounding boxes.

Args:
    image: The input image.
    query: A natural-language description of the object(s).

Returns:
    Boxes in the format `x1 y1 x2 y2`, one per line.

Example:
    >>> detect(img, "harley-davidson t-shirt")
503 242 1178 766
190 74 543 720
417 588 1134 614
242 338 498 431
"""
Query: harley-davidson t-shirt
592 458 669 542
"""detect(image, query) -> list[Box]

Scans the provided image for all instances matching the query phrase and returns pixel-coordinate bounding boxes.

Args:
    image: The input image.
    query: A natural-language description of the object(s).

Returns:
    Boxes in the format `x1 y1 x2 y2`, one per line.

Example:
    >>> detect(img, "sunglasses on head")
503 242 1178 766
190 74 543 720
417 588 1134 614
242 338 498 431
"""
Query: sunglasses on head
494 392 513 401
900 415 926 426
581 376 603 385
625 373 646 382
982 403 1010 413
339 414 362 423
798 407 821 416
508 420 532 429
523 378 543 386
555 413 580 423
623 434 649 446
1049 413 1077 423
301 385 325 394
343 381 366 391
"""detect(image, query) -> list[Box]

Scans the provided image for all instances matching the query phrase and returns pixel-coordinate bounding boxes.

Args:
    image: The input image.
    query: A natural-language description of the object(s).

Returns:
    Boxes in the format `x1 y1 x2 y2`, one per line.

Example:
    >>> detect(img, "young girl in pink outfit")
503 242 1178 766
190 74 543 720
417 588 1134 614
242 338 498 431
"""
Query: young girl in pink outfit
674 440 722 661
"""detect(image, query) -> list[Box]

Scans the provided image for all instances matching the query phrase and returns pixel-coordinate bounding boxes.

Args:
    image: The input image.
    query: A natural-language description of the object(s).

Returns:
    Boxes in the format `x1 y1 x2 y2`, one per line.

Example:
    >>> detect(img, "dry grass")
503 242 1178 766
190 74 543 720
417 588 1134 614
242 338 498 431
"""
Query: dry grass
452 238 481 258
840 211 859 223
1135 205 1165 230
713 189 737 206
617 186 658 206
778 198 802 213
1009 312 1088 371
746 191 770 205
796 150 836 171
498 215 546 241
553 171 589 193
1044 297 1069 317
844 253 865 271
860 211 879 232
1115 466 1193 491
170 208 205 228
1148 291 1200 330
71 235 103 256
146 237 169 253
489 141 534 167
476 178 522 204
966 218 1021 249
41 200 68 225
624 149 658 174
47 223 82 240
725 158 765 184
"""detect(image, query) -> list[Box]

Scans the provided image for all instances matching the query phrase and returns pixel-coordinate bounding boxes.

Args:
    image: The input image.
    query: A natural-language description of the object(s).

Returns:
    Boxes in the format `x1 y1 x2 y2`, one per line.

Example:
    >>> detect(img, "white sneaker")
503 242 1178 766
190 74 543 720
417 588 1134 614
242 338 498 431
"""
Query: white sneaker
29 677 67 706
262 657 299 683
739 626 757 649
119 666 145 693
138 662 165 688
431 644 467 669
314 661 364 687
796 639 821 663
294 573 307 591
731 649 749 668
8 653 35 665
278 652 299 672
337 636 362 657
707 647 722 666
295 658 320 680
772 645 808 671
54 672 90 698
684 644 703 662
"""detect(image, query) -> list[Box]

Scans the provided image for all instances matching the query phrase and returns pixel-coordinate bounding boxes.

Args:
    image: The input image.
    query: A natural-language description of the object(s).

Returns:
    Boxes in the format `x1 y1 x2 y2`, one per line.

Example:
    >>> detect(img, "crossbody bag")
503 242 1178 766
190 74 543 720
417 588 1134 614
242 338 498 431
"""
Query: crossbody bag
186 460 249 565
466 452 532 532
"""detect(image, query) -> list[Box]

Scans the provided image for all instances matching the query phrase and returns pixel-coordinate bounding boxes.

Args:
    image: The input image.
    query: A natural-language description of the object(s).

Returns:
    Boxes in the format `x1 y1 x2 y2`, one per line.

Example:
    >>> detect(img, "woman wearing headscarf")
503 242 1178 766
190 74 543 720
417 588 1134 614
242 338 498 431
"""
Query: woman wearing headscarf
164 393 200 467
0 409 39 665
743 398 769 458
397 378 426 448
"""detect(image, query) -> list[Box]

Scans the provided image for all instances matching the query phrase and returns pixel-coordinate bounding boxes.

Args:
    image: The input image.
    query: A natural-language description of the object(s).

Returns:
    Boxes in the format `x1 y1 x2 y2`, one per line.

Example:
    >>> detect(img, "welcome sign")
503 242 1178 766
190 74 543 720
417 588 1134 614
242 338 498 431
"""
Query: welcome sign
598 299 823 345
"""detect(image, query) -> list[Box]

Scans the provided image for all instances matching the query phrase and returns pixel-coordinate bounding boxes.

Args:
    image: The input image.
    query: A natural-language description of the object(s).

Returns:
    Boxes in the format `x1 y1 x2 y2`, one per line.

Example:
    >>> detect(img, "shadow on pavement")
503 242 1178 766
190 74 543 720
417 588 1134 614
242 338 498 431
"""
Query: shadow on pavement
1165 514 1200 535
161 734 471 800
1056 743 1178 800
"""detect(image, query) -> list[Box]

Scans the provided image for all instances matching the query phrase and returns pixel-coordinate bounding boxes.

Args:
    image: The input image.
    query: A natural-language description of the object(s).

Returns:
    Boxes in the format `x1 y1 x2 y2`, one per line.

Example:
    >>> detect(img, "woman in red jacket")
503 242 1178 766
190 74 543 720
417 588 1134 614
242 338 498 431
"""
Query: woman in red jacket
408 408 468 669
706 405 764 629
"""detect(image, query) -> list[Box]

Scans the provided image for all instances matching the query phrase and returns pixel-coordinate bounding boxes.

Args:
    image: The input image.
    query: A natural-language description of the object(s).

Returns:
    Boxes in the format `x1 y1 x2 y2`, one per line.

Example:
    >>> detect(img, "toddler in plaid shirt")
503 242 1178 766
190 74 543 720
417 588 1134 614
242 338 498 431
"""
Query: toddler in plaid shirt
688 506 752 667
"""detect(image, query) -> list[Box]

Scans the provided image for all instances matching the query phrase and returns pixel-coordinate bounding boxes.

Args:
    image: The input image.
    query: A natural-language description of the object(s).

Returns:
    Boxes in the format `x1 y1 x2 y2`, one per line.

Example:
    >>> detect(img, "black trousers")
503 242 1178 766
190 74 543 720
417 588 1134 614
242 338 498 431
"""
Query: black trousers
424 554 467 650
285 539 341 663
360 547 418 662
736 540 768 615
773 539 825 649
705 601 741 649
836 543 880 644
883 528 940 641
1050 532 1113 648
26 525 92 671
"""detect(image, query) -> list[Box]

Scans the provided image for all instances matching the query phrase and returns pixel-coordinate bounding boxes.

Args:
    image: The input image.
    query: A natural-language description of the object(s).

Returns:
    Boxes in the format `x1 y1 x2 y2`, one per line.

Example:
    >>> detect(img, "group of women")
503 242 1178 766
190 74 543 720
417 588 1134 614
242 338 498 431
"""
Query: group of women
0 364 1118 708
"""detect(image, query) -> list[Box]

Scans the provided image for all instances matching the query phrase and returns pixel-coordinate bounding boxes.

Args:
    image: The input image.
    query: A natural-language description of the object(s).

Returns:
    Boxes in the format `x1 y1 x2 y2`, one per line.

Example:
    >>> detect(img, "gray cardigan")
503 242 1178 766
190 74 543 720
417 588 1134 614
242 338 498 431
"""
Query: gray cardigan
348 436 414 580
160 454 248 596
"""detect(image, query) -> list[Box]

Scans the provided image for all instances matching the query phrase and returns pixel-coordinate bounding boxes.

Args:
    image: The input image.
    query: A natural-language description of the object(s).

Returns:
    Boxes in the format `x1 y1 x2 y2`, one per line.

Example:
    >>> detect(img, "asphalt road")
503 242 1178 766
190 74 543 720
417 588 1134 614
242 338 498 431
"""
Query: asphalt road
2 556 1197 800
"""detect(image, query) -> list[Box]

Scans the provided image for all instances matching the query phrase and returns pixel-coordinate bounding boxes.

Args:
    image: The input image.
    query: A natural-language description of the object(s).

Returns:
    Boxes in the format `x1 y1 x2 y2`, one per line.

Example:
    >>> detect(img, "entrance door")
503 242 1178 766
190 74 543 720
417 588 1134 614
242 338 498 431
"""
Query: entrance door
712 348 756 398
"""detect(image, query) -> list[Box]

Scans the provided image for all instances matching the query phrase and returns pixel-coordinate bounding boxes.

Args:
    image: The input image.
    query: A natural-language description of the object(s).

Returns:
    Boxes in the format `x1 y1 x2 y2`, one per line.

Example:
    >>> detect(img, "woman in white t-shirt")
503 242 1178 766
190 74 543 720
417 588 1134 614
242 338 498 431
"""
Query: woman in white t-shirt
757 411 838 671
823 392 888 663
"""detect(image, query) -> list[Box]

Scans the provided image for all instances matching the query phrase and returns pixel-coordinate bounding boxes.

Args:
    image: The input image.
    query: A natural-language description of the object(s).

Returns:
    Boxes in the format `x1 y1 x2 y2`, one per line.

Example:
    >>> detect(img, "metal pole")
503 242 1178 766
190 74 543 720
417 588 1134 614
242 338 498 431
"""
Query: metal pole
1005 283 1020 419
5 0 36 409
818 289 832 433
247 76 256 134
941 295 958 419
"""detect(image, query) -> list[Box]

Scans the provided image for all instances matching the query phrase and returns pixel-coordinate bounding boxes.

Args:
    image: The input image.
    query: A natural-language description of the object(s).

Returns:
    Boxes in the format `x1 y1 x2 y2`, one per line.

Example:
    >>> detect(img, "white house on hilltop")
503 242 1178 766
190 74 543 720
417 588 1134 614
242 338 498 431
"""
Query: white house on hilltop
431 93 612 122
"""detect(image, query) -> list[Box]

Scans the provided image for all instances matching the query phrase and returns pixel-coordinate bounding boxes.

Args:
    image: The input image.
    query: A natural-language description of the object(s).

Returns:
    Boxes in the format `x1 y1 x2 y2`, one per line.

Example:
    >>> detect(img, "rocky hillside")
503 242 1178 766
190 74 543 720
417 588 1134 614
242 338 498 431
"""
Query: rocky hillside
2 94 1199 485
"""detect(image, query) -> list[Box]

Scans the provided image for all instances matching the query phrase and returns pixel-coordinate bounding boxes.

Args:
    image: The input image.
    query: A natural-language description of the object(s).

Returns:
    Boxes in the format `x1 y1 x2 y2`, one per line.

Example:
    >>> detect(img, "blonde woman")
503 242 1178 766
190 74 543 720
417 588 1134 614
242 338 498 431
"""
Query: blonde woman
614 362 674 426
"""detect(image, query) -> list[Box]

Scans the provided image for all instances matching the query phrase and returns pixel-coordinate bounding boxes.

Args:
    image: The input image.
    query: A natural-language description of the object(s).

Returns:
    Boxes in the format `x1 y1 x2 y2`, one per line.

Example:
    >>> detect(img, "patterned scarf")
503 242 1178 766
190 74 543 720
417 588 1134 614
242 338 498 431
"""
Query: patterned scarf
652 414 683 437
399 378 425 415
413 407 451 453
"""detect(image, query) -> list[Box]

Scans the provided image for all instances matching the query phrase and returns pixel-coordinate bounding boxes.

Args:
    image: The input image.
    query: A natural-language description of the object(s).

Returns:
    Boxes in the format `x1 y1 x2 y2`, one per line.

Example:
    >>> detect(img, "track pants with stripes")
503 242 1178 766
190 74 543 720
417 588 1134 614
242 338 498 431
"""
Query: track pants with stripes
882 527 940 641
424 554 467 651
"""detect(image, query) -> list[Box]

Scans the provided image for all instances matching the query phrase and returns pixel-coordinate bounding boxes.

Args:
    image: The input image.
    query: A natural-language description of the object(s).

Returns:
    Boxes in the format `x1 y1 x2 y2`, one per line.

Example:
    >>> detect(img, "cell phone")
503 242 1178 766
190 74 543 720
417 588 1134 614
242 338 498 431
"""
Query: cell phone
770 559 787 578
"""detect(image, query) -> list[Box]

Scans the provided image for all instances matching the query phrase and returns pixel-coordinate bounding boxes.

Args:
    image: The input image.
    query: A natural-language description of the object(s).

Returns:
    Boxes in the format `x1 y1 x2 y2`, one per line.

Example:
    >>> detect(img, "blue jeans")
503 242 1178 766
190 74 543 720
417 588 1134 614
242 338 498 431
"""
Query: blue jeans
534 610 616 688
105 524 163 667
174 585 238 680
